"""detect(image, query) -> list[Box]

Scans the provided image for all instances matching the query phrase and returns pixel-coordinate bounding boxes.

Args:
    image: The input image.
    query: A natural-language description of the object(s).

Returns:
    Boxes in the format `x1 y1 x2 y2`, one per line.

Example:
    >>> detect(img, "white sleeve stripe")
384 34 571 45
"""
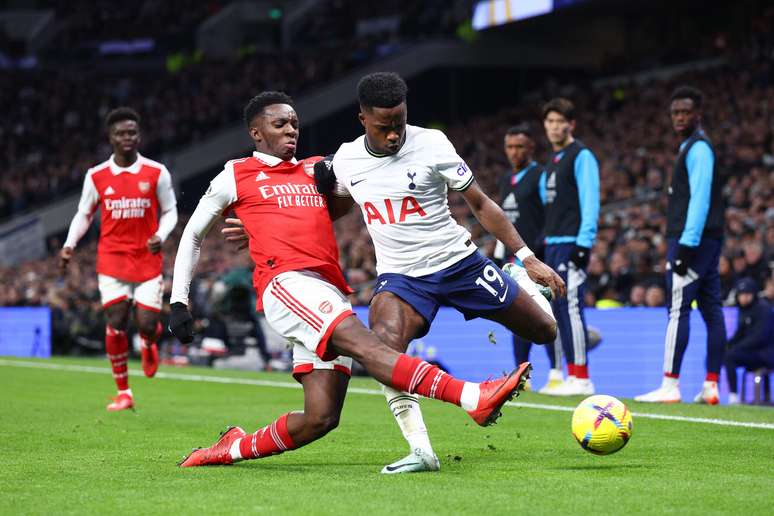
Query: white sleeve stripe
170 165 237 305
449 175 475 192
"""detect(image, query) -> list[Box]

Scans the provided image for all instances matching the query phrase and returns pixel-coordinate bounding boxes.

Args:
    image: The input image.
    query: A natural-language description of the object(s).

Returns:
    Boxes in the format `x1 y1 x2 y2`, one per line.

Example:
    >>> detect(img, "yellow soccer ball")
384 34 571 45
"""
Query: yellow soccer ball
571 395 633 455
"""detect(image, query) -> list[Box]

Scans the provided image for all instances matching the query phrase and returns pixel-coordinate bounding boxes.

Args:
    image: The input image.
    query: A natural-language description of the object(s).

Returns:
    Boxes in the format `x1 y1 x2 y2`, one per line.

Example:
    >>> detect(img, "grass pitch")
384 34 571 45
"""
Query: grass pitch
1 357 772 515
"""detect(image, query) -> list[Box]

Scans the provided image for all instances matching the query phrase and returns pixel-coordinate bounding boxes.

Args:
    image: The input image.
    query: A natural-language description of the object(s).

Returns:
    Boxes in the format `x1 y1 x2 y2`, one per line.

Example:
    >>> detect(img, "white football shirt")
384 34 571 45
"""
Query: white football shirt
332 125 476 277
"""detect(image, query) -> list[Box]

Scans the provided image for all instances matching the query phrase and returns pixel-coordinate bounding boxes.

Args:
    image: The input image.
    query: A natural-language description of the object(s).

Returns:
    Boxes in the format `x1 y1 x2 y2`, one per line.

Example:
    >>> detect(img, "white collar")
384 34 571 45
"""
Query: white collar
109 153 143 175
253 151 298 167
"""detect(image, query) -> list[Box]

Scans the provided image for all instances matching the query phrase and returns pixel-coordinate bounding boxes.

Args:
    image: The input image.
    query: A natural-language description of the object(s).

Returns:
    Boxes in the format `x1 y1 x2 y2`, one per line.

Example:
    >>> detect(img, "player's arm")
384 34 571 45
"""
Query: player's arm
169 168 236 342
461 181 565 299
673 141 713 275
314 154 354 221
148 166 179 254
571 149 600 269
60 172 99 271
432 131 564 297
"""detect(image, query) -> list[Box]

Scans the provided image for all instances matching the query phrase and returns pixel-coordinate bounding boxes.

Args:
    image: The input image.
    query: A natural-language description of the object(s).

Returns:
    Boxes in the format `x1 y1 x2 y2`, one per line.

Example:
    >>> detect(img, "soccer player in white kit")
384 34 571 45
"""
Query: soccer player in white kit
320 73 564 473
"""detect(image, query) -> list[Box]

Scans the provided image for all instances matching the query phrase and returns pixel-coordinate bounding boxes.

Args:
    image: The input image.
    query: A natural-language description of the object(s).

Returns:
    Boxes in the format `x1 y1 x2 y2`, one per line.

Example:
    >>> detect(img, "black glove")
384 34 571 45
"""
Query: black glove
569 245 591 269
313 154 336 197
671 245 695 276
169 302 194 344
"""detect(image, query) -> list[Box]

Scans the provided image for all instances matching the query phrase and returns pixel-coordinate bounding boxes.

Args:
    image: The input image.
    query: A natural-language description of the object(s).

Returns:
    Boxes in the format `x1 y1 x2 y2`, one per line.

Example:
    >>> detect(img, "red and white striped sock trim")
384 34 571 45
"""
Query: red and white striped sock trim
271 278 323 331
429 370 445 399
408 361 432 393
269 421 287 451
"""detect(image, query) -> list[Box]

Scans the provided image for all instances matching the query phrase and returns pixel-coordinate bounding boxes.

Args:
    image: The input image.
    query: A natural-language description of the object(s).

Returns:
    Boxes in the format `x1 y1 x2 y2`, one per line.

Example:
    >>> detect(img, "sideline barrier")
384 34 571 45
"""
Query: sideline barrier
353 306 738 400
0 307 51 358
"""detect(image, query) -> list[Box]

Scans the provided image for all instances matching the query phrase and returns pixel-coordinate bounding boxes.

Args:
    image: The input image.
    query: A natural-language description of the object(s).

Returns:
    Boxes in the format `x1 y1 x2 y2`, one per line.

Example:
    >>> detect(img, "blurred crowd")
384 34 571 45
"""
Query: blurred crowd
2 3 773 359
0 0 467 220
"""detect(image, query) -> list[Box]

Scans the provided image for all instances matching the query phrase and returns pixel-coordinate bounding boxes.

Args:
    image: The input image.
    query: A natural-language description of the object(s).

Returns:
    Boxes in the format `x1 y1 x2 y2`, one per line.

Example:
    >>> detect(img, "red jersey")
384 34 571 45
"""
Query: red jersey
69 154 176 282
179 151 350 310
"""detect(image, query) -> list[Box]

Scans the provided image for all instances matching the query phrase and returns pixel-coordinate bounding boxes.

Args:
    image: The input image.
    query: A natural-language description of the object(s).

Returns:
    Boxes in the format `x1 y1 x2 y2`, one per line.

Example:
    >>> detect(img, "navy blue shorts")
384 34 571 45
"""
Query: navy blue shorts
373 251 519 337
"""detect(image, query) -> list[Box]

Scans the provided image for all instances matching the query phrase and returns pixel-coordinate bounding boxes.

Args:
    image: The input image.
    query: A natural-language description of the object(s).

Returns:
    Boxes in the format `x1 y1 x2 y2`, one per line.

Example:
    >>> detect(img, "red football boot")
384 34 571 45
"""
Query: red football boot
141 342 159 378
178 426 247 467
106 392 134 412
467 362 532 426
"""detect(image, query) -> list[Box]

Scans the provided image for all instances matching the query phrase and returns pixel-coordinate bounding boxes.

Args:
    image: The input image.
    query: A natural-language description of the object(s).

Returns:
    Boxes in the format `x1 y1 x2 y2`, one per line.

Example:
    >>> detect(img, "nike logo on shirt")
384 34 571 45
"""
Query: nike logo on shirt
350 178 367 186
498 285 509 303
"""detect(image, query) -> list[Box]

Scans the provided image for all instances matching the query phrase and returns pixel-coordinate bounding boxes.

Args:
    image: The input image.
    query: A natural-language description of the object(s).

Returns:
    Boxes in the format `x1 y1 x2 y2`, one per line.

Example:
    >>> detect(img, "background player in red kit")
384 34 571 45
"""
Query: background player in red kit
169 92 531 468
60 107 178 411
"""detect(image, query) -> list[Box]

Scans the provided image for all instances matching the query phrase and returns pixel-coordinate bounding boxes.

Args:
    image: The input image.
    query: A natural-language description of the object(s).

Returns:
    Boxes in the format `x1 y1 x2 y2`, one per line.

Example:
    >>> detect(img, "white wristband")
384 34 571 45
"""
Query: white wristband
515 246 534 262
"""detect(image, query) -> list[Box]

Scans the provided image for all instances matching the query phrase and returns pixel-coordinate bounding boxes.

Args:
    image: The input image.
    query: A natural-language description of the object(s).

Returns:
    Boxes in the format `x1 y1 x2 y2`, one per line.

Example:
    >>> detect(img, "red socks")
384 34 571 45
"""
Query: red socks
391 354 464 406
573 364 589 379
105 325 129 390
705 372 719 382
239 413 296 460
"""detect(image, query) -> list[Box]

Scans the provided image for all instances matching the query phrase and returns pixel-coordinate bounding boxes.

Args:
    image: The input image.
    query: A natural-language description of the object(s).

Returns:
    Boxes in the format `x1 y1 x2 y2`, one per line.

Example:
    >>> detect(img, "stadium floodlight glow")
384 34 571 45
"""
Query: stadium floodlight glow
472 0 587 31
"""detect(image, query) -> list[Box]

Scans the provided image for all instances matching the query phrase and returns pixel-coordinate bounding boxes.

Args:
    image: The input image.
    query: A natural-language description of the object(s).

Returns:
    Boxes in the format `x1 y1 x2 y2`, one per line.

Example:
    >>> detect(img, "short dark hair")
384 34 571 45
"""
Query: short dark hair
542 98 576 121
670 85 704 109
357 72 407 109
105 107 140 130
506 123 533 140
243 91 294 127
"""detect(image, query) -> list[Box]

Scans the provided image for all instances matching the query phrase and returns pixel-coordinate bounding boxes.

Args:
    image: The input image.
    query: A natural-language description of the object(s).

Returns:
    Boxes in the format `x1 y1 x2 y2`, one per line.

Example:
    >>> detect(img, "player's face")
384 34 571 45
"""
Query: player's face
250 104 299 161
108 120 141 156
359 103 407 155
670 98 699 137
543 111 575 148
504 133 534 169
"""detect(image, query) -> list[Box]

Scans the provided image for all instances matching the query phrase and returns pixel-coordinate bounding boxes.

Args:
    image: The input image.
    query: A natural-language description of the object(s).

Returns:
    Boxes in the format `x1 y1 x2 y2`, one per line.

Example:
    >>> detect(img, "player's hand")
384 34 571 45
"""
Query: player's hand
523 255 566 299
59 247 73 272
313 154 336 196
147 235 162 254
169 302 194 344
222 218 249 251
671 245 695 276
569 245 591 269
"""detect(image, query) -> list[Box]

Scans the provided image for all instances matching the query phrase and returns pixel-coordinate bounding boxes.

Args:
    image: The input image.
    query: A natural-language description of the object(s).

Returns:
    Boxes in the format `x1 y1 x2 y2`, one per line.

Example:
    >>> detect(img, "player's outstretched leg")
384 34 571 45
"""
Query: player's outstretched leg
329 316 532 427
369 296 439 473
179 369 348 467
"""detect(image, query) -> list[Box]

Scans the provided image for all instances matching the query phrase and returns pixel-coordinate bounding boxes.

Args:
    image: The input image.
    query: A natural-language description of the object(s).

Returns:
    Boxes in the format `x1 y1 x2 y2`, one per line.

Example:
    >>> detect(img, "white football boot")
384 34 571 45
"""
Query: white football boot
538 368 565 394
634 377 682 403
693 381 720 405
547 376 595 396
381 448 440 474
727 392 740 405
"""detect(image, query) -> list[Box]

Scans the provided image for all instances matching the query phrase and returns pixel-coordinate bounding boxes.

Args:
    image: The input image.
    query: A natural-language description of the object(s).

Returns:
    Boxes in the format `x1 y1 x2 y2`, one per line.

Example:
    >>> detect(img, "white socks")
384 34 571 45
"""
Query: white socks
662 376 679 389
383 385 433 453
460 382 480 411
229 439 243 461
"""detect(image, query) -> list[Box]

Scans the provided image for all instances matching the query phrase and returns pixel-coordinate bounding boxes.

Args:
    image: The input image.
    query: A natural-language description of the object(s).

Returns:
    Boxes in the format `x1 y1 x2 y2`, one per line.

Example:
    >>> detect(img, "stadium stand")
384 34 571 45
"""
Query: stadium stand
1 1 771 358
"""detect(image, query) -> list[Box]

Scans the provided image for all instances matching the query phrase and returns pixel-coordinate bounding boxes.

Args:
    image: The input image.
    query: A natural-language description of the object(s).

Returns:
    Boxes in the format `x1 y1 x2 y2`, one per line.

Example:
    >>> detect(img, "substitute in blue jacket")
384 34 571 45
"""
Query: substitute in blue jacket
538 98 600 396
724 278 774 405
636 86 727 405
494 123 564 393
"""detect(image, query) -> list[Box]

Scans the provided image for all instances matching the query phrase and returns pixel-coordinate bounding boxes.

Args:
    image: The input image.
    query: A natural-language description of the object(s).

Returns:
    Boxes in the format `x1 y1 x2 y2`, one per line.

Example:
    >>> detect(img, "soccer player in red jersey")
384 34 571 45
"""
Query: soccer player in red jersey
60 108 178 411
169 92 531 468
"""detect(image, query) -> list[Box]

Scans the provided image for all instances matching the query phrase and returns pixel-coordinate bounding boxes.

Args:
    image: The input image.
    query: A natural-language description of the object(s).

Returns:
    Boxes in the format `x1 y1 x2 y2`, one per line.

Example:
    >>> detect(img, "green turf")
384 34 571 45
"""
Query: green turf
1 357 773 515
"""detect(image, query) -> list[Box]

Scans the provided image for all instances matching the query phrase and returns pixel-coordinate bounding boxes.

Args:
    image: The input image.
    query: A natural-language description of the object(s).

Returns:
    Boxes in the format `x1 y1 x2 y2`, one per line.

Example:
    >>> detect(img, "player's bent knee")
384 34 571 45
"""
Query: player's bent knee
533 319 557 344
305 413 340 438
371 321 404 352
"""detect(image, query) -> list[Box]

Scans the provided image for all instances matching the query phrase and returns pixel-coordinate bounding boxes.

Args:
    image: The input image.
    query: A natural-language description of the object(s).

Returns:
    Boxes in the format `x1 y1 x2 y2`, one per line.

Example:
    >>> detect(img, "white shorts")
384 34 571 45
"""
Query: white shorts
98 274 163 312
261 270 354 382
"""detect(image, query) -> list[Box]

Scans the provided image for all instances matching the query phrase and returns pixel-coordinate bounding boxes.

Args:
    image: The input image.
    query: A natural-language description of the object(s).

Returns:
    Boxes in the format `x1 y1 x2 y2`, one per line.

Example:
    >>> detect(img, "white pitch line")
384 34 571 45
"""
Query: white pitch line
2 359 774 430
